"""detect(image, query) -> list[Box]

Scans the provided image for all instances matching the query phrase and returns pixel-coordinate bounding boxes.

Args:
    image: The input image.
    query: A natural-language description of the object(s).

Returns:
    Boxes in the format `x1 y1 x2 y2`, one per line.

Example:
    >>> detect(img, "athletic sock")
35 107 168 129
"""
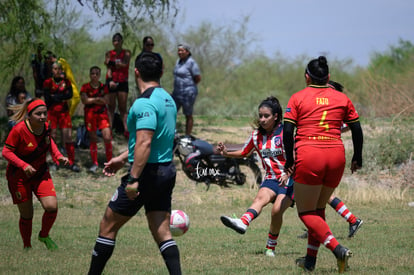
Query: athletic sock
104 142 113 162
299 211 339 252
90 142 98 165
39 210 57 238
266 232 279 250
329 197 357 224
306 208 325 257
88 236 115 275
240 208 258 226
19 217 33 248
159 239 182 275
65 142 76 165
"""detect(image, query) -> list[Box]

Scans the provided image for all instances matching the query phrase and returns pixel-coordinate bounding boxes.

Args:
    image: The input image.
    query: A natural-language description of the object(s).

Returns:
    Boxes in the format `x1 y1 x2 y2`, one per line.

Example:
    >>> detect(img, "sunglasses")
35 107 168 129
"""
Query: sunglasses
145 43 154 47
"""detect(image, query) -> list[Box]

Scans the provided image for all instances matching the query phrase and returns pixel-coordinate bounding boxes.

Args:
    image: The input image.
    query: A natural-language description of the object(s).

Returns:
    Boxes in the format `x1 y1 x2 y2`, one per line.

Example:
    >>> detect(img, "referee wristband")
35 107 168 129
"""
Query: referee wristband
127 175 139 184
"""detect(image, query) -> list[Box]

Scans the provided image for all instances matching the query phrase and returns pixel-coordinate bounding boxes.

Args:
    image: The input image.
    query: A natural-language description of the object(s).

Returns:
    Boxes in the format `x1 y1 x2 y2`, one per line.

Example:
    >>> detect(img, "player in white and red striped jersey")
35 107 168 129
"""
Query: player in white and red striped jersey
217 96 294 257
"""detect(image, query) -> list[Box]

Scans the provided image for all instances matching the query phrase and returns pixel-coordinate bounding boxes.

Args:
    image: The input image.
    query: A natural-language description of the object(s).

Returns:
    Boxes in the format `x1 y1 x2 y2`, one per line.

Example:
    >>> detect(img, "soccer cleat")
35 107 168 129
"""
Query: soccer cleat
334 246 352 273
89 164 98 174
295 256 315 272
264 248 275 257
38 235 58 250
348 218 363 238
297 229 308 239
220 216 247 234
69 164 81 172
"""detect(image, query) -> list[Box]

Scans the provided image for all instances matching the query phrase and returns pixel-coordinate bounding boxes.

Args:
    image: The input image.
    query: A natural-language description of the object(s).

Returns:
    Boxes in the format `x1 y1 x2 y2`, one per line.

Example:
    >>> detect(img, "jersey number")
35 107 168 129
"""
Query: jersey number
319 110 329 131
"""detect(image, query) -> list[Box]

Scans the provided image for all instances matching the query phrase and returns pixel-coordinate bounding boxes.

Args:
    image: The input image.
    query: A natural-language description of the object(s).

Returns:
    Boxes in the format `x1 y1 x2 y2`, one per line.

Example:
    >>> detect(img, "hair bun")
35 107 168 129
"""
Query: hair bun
318 56 327 66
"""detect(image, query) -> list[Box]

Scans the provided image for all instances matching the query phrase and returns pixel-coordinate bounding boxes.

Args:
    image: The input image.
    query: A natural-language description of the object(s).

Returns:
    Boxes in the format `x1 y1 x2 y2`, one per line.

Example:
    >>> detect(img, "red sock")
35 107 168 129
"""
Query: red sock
299 211 339 251
65 142 75 165
306 208 325 257
90 142 98 165
19 217 32 248
240 209 258 226
330 197 357 224
266 232 279 250
104 142 113 162
39 211 57 238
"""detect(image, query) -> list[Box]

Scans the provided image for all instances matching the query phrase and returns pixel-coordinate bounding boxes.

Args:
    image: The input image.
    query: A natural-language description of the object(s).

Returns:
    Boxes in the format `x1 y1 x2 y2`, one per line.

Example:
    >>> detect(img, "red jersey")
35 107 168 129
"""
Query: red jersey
284 85 359 148
3 121 62 174
43 77 72 113
107 49 129 82
80 82 108 114
241 123 286 180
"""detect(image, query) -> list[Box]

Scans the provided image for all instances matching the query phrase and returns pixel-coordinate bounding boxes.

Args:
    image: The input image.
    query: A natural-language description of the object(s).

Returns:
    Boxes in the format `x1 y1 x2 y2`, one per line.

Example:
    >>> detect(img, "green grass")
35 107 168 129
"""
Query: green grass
0 120 414 274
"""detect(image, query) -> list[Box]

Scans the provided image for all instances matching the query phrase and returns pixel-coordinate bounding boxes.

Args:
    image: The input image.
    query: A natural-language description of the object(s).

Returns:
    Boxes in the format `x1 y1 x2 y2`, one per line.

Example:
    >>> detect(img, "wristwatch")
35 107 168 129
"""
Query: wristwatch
127 175 139 184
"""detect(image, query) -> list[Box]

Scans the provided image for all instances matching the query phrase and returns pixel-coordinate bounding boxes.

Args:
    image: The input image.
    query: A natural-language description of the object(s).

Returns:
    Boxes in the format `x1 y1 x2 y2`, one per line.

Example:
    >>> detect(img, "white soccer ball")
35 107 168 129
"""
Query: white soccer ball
170 209 190 237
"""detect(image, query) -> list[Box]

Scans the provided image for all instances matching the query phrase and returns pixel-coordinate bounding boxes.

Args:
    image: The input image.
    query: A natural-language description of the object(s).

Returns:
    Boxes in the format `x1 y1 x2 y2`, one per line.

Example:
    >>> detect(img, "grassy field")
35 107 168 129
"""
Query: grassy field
0 116 413 274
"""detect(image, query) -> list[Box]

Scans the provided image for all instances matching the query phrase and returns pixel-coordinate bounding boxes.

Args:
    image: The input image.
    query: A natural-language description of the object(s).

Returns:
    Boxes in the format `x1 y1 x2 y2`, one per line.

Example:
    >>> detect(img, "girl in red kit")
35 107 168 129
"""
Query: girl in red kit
104 32 131 138
2 99 69 249
283 56 364 273
80 66 113 173
43 62 80 172
217 96 294 257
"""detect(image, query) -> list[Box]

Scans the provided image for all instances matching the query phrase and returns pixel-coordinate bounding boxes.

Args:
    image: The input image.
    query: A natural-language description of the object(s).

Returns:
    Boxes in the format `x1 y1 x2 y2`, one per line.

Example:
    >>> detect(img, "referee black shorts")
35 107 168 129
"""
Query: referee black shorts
108 162 176 217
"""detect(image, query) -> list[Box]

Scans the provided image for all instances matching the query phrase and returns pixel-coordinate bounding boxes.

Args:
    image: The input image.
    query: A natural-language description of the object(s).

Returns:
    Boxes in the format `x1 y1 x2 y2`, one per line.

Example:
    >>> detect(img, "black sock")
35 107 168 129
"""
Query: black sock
88 236 115 275
159 239 181 275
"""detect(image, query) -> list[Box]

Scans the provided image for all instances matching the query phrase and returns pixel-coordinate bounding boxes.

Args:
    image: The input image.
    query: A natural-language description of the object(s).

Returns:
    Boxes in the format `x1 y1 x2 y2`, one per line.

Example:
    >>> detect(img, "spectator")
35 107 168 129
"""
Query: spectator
5 76 32 129
172 44 201 136
104 32 131 138
80 66 113 173
43 62 80 172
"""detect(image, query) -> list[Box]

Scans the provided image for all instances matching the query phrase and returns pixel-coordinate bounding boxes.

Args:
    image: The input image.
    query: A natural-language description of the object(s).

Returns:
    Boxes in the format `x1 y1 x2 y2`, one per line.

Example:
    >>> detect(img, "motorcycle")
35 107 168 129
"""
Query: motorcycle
173 134 262 190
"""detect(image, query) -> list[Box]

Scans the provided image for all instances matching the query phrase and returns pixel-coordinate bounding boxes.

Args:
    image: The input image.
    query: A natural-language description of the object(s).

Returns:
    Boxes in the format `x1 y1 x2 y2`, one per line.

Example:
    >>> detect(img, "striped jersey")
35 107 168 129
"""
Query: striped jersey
241 123 286 180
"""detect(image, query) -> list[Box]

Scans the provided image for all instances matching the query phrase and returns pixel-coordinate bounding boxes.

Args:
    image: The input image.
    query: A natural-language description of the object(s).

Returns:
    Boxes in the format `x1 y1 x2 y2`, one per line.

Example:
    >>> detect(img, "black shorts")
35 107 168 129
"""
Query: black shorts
108 162 176 217
108 81 129 93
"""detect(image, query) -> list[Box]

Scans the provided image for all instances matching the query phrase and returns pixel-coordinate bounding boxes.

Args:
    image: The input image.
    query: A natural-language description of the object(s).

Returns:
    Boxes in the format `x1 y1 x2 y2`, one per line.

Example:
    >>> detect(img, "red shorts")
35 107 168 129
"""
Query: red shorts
85 109 111 132
48 109 72 129
7 171 56 204
294 145 345 187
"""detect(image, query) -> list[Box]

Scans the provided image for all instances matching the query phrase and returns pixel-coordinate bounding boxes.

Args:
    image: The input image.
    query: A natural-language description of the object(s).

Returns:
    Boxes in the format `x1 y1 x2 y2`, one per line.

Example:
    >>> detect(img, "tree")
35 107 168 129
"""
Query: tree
0 0 178 74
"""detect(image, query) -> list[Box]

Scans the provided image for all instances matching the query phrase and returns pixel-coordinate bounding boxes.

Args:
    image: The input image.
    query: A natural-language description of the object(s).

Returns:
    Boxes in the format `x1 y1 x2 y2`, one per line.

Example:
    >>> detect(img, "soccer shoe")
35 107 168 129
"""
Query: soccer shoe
38 235 58 250
295 256 315 272
334 246 352 273
297 229 308 239
89 164 98 174
348 219 363 238
264 248 275 257
69 164 81 172
220 216 247 234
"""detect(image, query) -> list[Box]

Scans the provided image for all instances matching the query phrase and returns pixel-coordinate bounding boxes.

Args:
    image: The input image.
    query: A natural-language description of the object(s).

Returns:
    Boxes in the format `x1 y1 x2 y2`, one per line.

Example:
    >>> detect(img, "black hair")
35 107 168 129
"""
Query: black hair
143 36 154 45
255 96 283 134
328 80 343 92
306 56 329 85
135 52 163 82
9 76 25 96
112 33 123 41
89 66 101 73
